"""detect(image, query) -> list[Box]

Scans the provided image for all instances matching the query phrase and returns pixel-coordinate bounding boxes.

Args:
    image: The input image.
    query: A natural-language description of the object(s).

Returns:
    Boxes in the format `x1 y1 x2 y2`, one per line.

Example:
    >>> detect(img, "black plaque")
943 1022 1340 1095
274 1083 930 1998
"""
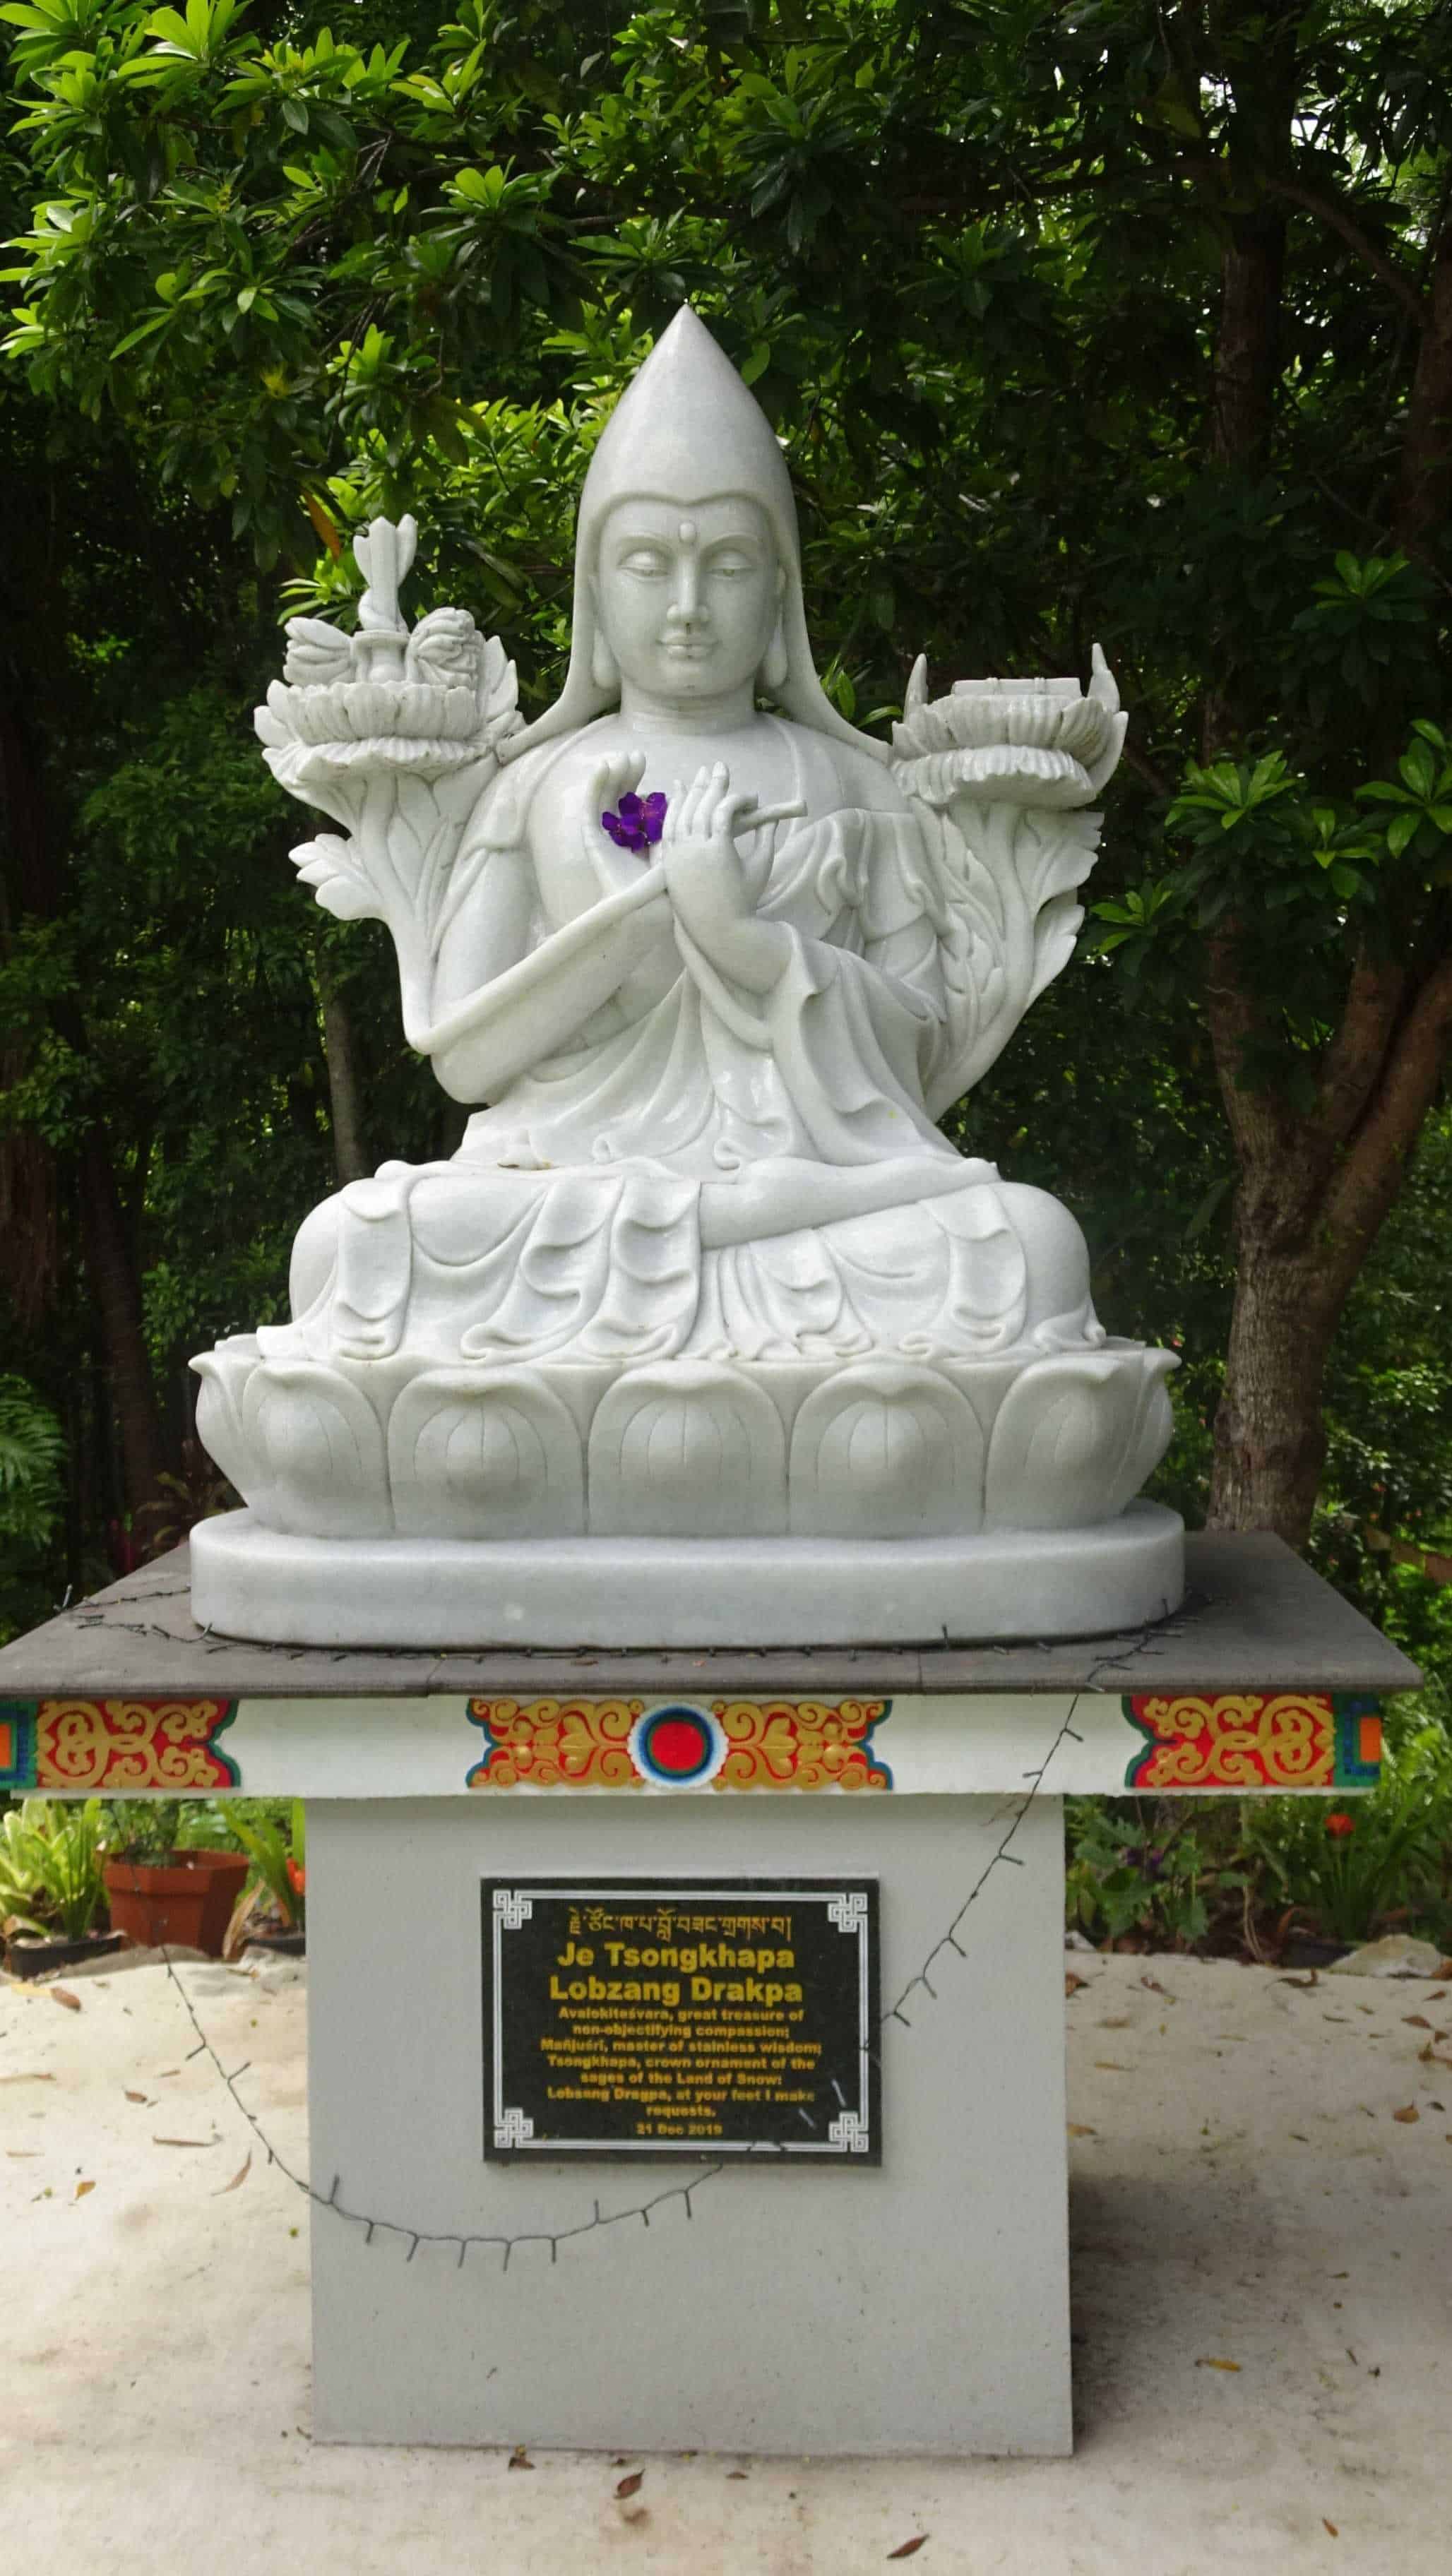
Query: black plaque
482 1878 879 2162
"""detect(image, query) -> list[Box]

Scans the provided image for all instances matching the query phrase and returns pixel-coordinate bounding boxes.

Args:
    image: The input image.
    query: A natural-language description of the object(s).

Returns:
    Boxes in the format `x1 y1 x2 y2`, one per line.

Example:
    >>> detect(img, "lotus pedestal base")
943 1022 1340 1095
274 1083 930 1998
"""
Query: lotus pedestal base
189 1499 1184 1648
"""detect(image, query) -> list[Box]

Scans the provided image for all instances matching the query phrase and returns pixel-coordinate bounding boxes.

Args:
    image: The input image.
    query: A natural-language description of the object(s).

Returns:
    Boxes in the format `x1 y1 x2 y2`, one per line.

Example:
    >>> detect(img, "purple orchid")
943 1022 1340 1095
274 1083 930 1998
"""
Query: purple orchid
601 788 667 854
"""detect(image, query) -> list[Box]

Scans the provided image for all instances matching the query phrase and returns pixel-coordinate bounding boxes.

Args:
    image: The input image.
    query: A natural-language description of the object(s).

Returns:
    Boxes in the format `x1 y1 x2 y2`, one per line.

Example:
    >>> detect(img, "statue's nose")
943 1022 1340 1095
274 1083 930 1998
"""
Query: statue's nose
666 557 706 626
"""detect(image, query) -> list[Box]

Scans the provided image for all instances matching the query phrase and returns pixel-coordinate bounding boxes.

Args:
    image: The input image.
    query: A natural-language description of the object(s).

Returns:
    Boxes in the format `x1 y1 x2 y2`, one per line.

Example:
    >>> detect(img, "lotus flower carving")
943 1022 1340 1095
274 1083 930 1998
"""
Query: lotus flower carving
892 644 1128 811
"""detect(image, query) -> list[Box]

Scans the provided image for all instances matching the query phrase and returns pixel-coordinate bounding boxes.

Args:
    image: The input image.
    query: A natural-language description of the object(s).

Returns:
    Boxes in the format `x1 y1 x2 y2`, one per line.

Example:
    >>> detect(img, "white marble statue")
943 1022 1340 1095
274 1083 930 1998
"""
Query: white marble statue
191 307 1182 1643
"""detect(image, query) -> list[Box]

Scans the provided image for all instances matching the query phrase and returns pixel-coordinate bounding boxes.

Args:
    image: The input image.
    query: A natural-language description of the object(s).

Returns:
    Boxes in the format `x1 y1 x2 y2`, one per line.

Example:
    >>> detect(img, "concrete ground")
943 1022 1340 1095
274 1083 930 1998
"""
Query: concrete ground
2 1948 1447 2576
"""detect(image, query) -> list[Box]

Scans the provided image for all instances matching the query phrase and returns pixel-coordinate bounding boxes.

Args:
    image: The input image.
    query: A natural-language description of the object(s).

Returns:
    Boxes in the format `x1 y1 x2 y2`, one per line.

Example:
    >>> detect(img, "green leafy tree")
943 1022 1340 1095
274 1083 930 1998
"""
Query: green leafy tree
1 0 1448 1568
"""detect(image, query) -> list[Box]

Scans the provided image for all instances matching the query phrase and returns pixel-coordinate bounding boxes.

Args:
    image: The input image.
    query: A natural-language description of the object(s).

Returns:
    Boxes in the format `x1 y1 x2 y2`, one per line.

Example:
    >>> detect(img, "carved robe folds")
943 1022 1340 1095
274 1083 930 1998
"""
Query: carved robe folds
196 760 1174 1544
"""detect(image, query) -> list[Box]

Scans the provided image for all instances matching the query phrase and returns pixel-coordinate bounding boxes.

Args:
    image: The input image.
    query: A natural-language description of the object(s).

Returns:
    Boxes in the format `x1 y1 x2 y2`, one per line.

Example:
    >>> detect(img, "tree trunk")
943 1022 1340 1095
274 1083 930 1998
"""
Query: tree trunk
1 680 174 1549
1394 220 1452 558
1210 1247 1339 1542
316 958 370 1183
76 1127 171 1549
1206 946 1452 1542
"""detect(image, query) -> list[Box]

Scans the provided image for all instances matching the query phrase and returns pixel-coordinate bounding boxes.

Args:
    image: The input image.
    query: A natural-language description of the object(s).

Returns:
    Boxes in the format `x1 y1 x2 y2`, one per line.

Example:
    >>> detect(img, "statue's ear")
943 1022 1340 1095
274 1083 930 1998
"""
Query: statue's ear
590 624 620 692
760 610 789 695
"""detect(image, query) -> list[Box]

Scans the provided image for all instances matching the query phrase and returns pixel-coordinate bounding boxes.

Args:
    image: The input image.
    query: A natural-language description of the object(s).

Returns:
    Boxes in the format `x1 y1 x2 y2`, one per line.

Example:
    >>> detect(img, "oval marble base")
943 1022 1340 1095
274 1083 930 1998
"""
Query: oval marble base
191 1501 1184 1649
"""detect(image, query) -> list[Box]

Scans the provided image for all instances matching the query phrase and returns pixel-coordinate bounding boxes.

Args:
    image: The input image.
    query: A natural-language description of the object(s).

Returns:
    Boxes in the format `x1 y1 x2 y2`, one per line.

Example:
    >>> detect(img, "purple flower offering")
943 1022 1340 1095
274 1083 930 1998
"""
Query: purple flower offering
601 789 667 854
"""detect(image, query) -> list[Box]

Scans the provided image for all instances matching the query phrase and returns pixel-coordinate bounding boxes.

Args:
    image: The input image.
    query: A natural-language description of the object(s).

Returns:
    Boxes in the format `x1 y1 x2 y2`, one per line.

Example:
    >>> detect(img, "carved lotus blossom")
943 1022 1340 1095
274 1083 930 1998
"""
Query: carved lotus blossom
892 644 1128 809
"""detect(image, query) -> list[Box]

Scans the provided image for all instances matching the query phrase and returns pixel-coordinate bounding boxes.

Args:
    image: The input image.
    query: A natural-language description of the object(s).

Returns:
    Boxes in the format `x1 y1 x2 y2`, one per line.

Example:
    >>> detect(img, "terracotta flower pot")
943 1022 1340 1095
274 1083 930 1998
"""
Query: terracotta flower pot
103 1849 250 1957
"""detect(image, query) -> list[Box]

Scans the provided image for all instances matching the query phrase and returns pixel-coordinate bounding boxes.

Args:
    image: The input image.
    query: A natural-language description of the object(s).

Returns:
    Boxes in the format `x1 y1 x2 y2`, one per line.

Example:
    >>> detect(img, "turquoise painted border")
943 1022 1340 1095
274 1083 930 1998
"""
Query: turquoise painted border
465 1698 507 1785
0 1700 37 1792
858 1698 894 1790
206 1702 242 1789
466 1696 895 1790
1121 1698 1161 1791
1333 1695 1382 1790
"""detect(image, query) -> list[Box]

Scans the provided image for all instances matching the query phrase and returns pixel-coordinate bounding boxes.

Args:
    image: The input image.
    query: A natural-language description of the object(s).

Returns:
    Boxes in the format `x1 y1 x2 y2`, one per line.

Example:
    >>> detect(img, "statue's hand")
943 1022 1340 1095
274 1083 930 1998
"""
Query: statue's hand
585 746 657 897
661 761 758 941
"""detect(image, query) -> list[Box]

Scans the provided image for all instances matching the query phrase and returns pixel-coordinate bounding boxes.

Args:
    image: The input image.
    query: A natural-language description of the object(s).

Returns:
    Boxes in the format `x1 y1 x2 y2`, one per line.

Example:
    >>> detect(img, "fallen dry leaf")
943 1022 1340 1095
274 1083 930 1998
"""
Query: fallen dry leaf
507 2445 534 2471
5 2149 40 2159
1140 1975 1174 1998
1323 2518 1338 2537
1403 2015 1432 2030
1094 2061 1131 2072
1067 2122 1097 2137
1098 2016 1132 2029
0 2072 54 2085
615 2470 645 2498
49 1987 81 2012
73 2178 95 2200
888 2540 928 2560
1196 2357 1241 2372
1280 1972 1319 1990
726 2469 749 2479
1393 2104 1420 2123
124 2089 147 2104
152 2135 215 2149
1065 1972 1087 1996
213 2152 252 2197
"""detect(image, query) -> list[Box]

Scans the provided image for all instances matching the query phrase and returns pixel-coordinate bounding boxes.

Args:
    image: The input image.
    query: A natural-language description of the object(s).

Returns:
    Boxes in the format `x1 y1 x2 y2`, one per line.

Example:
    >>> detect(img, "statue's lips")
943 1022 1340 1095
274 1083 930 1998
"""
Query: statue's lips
662 640 716 658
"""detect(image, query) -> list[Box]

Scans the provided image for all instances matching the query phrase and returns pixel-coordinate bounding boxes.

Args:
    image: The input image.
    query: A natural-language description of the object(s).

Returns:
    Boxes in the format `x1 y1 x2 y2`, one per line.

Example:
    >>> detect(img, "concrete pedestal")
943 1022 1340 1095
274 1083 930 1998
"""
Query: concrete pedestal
0 1531 1421 2464
307 1794 1071 2457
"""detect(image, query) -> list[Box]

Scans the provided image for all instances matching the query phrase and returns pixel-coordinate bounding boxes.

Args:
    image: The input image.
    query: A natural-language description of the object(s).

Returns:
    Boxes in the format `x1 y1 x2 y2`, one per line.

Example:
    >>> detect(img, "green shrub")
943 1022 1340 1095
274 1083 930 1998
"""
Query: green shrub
0 1798 107 1942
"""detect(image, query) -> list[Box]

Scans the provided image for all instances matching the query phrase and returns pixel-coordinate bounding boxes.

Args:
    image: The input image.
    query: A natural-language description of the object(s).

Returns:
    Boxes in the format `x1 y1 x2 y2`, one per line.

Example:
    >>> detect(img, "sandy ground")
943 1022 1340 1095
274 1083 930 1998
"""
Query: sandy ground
2 1947 1448 2576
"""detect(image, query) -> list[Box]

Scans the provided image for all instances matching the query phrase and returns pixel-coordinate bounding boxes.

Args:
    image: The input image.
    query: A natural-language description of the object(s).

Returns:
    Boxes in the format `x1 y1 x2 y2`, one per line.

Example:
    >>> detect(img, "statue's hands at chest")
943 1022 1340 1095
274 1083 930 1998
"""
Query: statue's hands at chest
662 762 801 995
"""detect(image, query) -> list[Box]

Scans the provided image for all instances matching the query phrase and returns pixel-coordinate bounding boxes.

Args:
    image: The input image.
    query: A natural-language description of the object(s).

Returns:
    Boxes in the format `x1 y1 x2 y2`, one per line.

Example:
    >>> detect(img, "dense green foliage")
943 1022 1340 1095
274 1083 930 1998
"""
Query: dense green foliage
0 3 1448 1679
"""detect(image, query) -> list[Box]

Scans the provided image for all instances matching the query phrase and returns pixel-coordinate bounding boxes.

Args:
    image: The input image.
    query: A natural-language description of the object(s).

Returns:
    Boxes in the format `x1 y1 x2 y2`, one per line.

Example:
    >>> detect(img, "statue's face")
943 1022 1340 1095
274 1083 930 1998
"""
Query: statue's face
595 498 781 703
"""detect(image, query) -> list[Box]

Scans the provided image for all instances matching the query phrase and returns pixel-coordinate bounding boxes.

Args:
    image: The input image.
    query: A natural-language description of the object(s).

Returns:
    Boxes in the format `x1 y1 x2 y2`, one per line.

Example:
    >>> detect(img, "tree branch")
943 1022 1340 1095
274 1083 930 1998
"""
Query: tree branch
1263 174 1428 331
1323 951 1452 1263
1393 222 1452 557
1313 946 1406 1146
1203 926 1293 1173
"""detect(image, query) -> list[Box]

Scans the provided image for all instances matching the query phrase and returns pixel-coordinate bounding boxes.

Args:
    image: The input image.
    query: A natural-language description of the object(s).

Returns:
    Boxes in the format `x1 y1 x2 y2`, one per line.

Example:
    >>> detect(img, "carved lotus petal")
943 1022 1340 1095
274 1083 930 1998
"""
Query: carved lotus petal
984 1352 1148 1530
588 1364 787 1537
388 1371 583 1538
788 1366 984 1537
892 658 1123 789
895 742 1097 811
1119 1349 1179 1504
240 1362 391 1538
275 681 484 746
191 1337 270 1515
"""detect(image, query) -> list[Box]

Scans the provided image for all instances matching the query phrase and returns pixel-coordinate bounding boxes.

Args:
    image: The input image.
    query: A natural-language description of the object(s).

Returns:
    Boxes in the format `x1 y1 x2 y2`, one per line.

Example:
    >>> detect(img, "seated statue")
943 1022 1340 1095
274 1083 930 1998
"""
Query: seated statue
191 309 1181 1638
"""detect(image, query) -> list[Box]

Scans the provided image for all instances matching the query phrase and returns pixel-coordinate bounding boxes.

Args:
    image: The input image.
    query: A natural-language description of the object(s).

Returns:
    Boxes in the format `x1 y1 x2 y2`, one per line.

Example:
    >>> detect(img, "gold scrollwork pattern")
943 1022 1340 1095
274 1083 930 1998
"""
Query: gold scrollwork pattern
713 1700 891 1791
35 1698 239 1791
468 1694 891 1790
1126 1693 1334 1791
467 1698 644 1789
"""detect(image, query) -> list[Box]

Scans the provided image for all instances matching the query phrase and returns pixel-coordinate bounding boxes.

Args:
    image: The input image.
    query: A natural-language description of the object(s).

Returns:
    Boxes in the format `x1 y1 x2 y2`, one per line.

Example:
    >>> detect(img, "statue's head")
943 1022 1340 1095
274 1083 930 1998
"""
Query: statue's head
593 496 783 707
501 306 885 762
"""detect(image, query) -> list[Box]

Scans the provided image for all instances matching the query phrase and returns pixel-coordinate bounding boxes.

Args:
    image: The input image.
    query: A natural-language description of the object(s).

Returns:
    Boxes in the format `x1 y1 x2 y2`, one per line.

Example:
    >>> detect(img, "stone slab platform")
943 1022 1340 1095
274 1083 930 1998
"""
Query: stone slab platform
0 1530 1421 1701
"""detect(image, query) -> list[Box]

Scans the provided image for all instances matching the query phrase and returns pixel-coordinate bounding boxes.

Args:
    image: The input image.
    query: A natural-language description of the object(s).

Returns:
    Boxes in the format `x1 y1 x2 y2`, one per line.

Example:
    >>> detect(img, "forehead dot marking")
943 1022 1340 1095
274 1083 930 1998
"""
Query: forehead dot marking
678 518 698 546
